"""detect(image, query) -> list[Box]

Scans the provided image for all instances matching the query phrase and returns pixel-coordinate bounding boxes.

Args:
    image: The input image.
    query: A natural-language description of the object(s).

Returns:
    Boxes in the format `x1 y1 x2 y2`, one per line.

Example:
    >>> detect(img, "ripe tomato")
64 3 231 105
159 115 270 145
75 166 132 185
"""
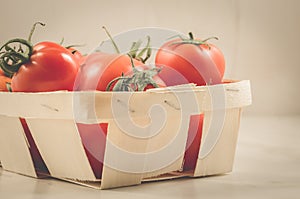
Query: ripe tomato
76 123 108 179
20 118 49 174
0 69 11 91
183 114 204 171
75 52 144 91
155 34 225 86
75 52 165 178
67 47 86 65
11 41 80 92
76 52 133 91
200 43 225 78
74 52 140 178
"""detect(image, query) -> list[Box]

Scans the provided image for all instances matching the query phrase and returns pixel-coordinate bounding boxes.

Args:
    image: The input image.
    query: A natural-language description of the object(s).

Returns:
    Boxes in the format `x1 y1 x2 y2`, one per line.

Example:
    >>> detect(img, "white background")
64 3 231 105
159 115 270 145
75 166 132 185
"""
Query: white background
1 0 299 116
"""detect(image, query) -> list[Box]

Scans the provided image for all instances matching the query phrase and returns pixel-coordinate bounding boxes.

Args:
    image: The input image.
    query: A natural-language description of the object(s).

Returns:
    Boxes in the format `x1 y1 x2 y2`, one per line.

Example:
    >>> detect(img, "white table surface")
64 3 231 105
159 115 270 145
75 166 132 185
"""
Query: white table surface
1 115 299 199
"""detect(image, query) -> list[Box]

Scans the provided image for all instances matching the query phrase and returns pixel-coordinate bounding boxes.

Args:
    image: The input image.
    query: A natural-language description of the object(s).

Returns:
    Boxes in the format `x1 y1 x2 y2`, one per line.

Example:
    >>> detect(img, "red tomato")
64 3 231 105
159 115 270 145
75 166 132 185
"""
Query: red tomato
76 123 108 179
201 43 225 78
183 114 204 171
0 68 5 76
74 52 137 178
20 118 49 174
11 41 80 92
75 52 145 91
155 36 225 86
0 69 11 91
75 52 165 178
67 47 86 65
75 52 135 91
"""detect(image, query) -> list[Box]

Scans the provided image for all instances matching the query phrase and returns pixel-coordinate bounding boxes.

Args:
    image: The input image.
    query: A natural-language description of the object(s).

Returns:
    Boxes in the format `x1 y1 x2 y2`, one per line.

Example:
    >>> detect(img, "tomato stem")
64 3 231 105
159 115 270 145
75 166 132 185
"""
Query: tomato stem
170 32 219 49
59 37 65 45
6 82 12 92
127 53 136 70
0 38 33 76
202 36 219 42
0 22 46 76
106 54 161 92
106 75 127 91
136 35 152 63
128 40 142 60
65 44 86 49
101 26 152 64
102 26 120 54
188 32 194 40
28 22 45 42
128 36 152 64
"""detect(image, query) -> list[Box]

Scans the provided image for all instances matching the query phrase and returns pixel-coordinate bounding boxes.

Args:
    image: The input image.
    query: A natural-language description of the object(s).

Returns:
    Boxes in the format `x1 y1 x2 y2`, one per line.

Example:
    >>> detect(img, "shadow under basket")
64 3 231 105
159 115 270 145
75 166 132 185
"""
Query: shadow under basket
0 80 251 189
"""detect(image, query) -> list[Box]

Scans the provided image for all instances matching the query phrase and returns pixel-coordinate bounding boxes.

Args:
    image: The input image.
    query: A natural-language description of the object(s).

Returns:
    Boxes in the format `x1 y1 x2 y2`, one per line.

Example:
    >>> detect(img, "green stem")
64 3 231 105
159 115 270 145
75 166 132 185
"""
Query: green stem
3 44 30 62
136 35 151 63
1 52 26 74
202 36 219 43
0 22 45 77
6 82 12 92
128 40 142 59
28 22 45 42
0 39 33 76
65 44 85 49
102 26 120 54
0 38 32 53
170 32 219 48
188 32 194 40
59 37 65 45
127 53 136 69
106 76 127 91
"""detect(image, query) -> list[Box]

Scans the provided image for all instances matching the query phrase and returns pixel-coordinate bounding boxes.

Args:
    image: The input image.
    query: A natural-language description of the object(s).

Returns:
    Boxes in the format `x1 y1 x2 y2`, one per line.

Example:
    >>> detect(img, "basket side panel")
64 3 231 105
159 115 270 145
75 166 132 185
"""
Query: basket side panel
141 114 190 179
194 108 241 176
101 166 142 189
100 120 145 189
100 90 195 188
26 118 96 181
0 115 37 177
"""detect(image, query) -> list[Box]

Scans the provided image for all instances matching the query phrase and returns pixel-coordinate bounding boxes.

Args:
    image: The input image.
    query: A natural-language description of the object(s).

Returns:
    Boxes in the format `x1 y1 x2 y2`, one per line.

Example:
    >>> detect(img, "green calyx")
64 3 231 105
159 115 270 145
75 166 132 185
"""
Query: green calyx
128 35 152 64
170 32 218 48
101 27 159 91
102 26 152 64
0 22 45 77
106 54 161 92
0 38 33 77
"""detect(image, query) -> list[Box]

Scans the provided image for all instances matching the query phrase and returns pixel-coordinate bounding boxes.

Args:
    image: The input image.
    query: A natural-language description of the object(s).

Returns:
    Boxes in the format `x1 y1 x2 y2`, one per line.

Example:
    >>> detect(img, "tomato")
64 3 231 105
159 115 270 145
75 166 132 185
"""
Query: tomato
201 43 225 78
11 41 80 92
0 68 6 76
75 52 145 91
0 69 11 91
76 123 108 179
1 40 80 172
155 33 224 171
20 118 49 175
0 23 80 92
75 52 133 91
155 34 225 86
183 114 204 171
75 52 165 178
0 23 80 175
66 47 86 65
